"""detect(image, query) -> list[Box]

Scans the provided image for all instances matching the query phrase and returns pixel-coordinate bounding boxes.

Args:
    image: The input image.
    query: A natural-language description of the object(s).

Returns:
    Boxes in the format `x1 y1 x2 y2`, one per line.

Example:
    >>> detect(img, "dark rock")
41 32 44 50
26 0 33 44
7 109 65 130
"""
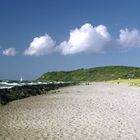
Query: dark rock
0 82 77 105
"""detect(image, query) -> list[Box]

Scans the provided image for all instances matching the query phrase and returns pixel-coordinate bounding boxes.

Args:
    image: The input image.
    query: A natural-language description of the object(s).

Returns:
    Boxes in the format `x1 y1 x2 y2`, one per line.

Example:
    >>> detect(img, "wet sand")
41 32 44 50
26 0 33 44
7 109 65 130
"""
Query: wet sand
1 83 140 140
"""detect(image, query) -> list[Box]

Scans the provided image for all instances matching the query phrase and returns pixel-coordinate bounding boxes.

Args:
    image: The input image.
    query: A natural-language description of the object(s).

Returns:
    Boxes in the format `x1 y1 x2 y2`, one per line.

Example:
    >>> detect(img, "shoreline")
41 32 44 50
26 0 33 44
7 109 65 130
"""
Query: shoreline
0 82 77 105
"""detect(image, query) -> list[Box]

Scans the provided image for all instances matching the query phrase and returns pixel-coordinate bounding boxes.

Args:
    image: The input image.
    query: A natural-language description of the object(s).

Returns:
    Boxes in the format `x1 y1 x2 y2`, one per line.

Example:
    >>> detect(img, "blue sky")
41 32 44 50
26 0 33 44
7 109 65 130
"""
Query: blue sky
1 0 140 80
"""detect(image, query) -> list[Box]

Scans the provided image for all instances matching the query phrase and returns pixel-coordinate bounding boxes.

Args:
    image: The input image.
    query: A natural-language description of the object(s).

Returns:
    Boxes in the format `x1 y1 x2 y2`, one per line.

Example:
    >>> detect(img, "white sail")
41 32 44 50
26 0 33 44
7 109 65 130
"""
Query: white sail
20 77 23 82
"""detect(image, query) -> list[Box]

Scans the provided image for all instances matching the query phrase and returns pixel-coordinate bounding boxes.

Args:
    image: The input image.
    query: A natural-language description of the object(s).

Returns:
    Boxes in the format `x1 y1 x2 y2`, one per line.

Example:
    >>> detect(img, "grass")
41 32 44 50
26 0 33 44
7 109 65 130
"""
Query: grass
109 79 140 87
38 66 140 82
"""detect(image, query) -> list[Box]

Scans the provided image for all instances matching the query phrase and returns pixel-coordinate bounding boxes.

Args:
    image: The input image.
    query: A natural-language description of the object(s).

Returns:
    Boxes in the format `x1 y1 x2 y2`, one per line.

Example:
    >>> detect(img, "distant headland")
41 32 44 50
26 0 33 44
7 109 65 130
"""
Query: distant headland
38 66 140 81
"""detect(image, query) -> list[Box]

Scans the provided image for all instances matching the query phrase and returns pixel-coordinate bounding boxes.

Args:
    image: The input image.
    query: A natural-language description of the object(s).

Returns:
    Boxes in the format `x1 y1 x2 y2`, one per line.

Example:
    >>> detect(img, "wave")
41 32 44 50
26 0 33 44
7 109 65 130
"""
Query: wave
0 81 65 89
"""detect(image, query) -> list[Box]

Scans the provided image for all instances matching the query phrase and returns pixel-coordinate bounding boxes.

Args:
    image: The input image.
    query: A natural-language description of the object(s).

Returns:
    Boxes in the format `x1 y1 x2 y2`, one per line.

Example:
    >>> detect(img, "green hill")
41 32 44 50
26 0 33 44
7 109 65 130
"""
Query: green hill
38 66 140 82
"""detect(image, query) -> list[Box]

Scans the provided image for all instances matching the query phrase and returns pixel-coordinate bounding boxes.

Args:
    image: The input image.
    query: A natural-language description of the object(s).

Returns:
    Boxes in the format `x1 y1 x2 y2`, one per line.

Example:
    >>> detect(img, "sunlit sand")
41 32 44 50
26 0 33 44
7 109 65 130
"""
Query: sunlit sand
1 83 140 140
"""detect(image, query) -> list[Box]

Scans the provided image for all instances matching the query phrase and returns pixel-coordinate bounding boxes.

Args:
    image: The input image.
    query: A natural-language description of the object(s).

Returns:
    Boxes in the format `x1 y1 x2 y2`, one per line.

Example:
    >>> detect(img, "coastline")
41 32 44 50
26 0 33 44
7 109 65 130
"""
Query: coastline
0 82 77 105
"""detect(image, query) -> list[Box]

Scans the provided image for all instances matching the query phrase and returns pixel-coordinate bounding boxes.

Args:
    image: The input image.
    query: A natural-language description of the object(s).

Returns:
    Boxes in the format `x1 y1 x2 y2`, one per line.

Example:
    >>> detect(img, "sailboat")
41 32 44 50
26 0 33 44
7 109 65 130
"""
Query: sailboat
20 77 23 82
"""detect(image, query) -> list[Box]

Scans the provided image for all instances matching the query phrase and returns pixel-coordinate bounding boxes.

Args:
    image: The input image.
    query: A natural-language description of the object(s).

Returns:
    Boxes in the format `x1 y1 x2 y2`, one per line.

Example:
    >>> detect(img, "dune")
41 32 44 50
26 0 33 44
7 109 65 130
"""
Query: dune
1 83 140 139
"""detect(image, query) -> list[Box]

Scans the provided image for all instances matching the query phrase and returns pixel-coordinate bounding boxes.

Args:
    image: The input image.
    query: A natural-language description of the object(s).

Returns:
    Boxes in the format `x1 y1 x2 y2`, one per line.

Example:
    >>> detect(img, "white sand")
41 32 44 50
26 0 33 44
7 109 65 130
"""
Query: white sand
1 83 140 140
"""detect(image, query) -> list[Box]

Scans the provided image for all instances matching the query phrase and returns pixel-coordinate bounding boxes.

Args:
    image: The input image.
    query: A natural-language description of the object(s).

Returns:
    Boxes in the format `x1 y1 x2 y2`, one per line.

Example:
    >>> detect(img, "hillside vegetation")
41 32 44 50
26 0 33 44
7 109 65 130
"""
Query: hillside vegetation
38 66 140 81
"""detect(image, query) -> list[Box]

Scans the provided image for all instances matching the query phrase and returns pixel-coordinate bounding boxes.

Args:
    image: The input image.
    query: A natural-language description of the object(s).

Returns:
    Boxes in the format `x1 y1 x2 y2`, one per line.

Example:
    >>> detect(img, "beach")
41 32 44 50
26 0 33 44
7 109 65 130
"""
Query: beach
1 83 140 140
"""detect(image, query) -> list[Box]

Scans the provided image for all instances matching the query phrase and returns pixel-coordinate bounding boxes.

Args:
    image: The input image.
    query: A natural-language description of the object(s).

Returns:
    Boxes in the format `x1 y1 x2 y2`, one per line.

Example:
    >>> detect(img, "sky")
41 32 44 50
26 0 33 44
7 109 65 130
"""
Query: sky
1 0 140 80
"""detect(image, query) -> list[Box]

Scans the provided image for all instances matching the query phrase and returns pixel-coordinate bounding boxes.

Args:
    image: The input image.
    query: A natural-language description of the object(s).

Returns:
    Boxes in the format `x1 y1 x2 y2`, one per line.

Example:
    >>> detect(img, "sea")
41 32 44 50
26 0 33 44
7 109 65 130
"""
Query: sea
0 80 63 89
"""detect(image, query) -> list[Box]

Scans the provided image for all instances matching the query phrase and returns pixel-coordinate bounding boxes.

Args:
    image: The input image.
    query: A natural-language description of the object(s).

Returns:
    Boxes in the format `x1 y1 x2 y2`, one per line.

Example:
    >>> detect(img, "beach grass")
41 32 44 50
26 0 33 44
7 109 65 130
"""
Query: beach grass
109 79 140 87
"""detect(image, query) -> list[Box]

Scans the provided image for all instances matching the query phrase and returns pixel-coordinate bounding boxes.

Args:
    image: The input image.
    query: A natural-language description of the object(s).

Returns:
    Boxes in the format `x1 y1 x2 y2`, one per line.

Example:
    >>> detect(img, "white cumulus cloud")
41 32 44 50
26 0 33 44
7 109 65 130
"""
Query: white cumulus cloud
22 24 140 56
118 28 140 48
56 23 111 55
24 34 56 56
2 48 17 56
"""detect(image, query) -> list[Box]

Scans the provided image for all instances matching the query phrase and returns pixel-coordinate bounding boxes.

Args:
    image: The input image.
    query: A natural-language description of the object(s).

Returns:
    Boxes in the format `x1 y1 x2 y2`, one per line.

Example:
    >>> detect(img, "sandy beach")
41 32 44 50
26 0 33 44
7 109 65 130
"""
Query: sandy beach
1 83 140 140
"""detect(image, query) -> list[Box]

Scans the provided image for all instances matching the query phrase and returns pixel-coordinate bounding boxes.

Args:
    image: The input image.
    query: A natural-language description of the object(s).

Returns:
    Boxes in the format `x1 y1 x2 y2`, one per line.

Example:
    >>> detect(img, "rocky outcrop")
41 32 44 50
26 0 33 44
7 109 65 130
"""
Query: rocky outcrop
0 83 76 105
